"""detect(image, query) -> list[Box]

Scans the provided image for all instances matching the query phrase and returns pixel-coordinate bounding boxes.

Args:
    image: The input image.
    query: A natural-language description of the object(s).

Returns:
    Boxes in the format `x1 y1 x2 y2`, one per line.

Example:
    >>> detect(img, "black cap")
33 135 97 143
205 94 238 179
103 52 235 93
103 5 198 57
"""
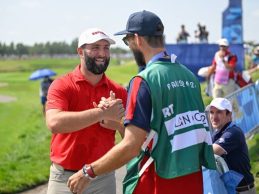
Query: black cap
114 10 164 36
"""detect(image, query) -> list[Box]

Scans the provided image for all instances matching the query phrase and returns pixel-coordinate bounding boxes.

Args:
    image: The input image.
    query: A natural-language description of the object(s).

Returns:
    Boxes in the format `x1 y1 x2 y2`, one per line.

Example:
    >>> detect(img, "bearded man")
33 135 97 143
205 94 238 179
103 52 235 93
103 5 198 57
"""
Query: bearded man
45 28 127 194
67 11 215 194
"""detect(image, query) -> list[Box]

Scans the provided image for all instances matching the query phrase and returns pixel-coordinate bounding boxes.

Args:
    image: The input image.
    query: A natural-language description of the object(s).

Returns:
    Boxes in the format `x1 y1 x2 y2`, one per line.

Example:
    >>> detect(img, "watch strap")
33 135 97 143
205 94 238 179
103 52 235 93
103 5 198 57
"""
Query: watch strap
82 164 97 180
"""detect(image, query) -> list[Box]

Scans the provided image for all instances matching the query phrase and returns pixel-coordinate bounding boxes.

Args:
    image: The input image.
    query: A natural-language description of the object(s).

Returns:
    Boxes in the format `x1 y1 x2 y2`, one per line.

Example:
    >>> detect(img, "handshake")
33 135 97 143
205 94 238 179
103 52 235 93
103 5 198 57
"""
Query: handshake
93 90 125 125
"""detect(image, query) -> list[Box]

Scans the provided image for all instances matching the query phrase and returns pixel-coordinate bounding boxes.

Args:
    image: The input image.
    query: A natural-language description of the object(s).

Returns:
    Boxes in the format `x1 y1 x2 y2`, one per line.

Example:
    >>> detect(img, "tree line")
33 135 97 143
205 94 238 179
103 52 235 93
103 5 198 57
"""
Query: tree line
0 39 129 58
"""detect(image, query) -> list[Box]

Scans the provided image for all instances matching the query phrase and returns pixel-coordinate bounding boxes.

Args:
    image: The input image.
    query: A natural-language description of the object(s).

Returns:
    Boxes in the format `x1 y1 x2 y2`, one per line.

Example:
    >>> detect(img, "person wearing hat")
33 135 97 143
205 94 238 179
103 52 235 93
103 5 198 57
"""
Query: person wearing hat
207 98 255 194
68 10 215 194
208 38 239 98
45 28 127 194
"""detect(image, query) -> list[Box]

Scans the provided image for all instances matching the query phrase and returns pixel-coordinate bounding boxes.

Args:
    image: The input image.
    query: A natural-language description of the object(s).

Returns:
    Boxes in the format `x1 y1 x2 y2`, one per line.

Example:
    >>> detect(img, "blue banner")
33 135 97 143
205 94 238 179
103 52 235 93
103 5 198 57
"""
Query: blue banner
166 44 244 81
222 0 243 44
226 83 259 135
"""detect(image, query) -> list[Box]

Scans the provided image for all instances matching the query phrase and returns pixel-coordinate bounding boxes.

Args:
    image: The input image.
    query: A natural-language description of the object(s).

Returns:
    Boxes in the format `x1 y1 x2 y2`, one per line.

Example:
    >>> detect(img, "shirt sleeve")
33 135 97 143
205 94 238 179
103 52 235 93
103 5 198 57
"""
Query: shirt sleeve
214 127 239 154
46 78 70 111
124 76 152 132
118 87 128 109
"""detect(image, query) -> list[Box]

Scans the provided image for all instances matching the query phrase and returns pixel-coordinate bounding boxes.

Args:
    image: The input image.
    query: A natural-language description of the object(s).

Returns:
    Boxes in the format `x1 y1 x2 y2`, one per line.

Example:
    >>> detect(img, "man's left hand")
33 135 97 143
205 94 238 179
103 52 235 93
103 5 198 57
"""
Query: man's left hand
67 169 91 194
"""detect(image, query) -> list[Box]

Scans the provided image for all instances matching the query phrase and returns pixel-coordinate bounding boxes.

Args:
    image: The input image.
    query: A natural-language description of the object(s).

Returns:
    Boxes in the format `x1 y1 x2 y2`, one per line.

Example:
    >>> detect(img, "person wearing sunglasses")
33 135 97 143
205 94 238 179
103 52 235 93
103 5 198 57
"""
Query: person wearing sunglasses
68 11 216 194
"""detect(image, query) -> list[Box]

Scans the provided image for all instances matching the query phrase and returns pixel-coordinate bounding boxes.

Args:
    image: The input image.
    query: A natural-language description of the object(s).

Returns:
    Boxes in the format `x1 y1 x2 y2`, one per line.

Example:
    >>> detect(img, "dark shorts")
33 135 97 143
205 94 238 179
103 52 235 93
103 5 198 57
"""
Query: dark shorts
41 96 47 105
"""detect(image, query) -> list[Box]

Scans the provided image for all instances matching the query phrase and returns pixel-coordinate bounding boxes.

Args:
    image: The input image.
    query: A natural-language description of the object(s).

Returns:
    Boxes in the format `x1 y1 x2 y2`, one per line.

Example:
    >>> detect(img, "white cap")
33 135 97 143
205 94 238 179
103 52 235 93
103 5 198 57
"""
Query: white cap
206 98 232 112
218 38 229 47
78 28 115 48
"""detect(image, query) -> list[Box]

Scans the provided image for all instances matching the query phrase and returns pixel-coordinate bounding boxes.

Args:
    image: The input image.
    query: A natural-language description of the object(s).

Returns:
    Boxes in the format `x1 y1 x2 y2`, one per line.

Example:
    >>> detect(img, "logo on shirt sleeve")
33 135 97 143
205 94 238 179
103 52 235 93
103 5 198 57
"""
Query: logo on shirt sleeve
218 137 225 143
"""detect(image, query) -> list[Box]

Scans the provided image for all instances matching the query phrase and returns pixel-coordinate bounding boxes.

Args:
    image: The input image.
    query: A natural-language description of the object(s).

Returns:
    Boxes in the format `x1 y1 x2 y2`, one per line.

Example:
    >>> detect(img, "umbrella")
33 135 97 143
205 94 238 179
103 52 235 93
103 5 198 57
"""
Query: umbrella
215 155 243 194
29 68 56 80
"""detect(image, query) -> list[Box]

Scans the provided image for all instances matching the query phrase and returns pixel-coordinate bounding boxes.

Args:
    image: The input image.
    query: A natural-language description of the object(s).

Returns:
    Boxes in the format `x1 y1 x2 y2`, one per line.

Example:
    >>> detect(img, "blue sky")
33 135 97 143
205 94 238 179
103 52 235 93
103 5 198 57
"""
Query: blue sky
0 0 258 48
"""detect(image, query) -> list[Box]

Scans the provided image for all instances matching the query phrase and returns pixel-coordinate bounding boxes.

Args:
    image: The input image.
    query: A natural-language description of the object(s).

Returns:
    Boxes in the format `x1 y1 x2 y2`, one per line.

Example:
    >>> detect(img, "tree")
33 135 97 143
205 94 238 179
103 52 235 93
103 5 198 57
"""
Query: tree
16 43 28 58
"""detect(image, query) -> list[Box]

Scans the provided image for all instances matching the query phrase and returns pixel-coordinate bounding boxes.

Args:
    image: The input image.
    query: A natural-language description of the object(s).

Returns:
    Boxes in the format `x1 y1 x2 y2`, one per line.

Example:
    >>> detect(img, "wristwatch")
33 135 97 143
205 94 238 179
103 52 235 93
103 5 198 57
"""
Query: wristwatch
82 165 97 180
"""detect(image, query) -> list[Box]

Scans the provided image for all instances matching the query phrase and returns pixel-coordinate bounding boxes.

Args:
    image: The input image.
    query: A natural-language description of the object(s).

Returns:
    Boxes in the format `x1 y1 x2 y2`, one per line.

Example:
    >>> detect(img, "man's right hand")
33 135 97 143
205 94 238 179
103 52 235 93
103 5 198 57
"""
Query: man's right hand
94 91 125 122
101 98 124 121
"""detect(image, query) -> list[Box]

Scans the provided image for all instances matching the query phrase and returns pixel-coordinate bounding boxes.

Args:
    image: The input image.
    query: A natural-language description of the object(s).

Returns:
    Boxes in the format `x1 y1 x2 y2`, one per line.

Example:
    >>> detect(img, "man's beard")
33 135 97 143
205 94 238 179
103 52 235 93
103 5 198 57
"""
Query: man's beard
83 52 110 75
132 48 146 67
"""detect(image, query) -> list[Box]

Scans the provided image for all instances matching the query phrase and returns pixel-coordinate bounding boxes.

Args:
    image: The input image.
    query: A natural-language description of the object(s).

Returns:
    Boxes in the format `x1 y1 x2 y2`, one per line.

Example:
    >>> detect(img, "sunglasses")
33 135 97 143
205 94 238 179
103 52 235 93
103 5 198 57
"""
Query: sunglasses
122 35 134 46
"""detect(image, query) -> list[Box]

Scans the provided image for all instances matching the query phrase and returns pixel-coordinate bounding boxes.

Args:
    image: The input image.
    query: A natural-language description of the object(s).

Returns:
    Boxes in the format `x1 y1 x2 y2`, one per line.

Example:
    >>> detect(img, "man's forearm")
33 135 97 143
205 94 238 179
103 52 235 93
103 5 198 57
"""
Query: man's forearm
213 143 227 156
46 108 103 133
46 98 124 134
91 125 147 176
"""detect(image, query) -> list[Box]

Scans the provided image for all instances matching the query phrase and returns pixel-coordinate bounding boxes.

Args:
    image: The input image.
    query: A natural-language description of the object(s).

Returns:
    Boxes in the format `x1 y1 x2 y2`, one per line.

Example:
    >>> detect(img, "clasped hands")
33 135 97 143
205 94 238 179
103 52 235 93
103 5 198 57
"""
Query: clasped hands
94 91 125 125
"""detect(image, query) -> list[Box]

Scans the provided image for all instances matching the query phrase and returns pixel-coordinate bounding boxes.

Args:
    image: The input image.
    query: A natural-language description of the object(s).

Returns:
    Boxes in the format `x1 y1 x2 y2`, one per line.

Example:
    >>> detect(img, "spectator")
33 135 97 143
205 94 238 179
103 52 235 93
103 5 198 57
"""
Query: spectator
195 23 209 43
68 10 216 194
194 23 202 43
208 38 239 98
206 97 256 194
40 76 53 115
45 28 127 194
176 24 190 44
200 25 209 43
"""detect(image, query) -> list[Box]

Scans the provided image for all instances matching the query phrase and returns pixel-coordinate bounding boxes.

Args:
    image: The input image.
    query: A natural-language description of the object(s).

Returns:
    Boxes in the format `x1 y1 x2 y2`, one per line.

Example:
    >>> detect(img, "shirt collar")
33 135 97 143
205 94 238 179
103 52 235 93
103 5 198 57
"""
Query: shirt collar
72 64 108 87
216 121 233 133
147 51 168 66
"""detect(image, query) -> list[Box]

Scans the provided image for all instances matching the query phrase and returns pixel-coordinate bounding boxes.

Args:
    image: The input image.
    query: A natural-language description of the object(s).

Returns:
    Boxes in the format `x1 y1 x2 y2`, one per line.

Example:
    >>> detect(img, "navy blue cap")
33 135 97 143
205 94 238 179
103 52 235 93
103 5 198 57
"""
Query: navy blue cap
114 10 164 36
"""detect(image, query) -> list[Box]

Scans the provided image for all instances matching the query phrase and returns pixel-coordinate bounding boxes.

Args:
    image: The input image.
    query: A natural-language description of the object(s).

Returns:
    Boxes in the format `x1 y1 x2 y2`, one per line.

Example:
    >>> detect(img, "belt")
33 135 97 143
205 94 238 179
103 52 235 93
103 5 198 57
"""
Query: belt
52 162 78 173
236 183 254 192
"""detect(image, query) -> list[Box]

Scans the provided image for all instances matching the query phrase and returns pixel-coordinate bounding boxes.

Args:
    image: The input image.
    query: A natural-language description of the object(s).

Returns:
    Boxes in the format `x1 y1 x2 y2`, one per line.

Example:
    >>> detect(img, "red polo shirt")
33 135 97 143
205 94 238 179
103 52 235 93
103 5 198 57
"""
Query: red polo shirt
46 64 127 170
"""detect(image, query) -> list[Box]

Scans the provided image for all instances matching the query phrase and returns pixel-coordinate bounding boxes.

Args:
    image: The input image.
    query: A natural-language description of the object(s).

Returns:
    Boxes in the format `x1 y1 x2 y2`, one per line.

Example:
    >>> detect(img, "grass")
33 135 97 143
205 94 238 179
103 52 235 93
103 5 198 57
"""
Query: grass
0 58 136 193
0 72 50 192
0 58 258 193
247 133 259 192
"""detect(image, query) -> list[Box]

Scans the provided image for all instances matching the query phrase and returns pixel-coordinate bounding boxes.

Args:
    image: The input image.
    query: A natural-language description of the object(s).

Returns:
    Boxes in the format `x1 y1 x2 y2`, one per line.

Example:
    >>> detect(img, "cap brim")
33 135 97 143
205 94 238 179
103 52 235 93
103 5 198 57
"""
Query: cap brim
205 104 230 112
205 105 211 112
78 38 115 48
89 38 115 45
114 30 133 36
103 38 116 45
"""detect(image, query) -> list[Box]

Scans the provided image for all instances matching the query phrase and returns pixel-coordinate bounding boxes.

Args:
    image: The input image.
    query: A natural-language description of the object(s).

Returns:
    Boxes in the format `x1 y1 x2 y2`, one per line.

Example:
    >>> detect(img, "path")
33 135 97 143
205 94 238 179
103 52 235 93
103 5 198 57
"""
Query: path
0 83 16 103
0 94 16 103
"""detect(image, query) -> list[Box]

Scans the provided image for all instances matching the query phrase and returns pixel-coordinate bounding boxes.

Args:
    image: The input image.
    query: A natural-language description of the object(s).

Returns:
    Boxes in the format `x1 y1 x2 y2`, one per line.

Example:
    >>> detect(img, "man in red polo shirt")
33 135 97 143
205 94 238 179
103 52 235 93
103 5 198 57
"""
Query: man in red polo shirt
45 28 127 194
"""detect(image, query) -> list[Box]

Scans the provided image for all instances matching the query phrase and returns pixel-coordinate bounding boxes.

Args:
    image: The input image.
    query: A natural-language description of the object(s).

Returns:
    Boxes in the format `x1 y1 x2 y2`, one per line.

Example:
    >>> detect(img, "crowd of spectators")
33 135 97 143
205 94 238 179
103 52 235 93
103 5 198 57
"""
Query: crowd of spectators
176 22 209 44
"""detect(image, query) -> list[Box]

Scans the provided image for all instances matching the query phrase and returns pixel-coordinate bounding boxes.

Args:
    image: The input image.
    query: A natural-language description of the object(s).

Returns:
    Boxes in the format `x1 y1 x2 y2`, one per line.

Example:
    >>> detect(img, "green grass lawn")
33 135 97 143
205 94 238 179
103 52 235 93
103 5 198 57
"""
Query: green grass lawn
0 72 50 192
0 58 258 193
0 58 137 193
